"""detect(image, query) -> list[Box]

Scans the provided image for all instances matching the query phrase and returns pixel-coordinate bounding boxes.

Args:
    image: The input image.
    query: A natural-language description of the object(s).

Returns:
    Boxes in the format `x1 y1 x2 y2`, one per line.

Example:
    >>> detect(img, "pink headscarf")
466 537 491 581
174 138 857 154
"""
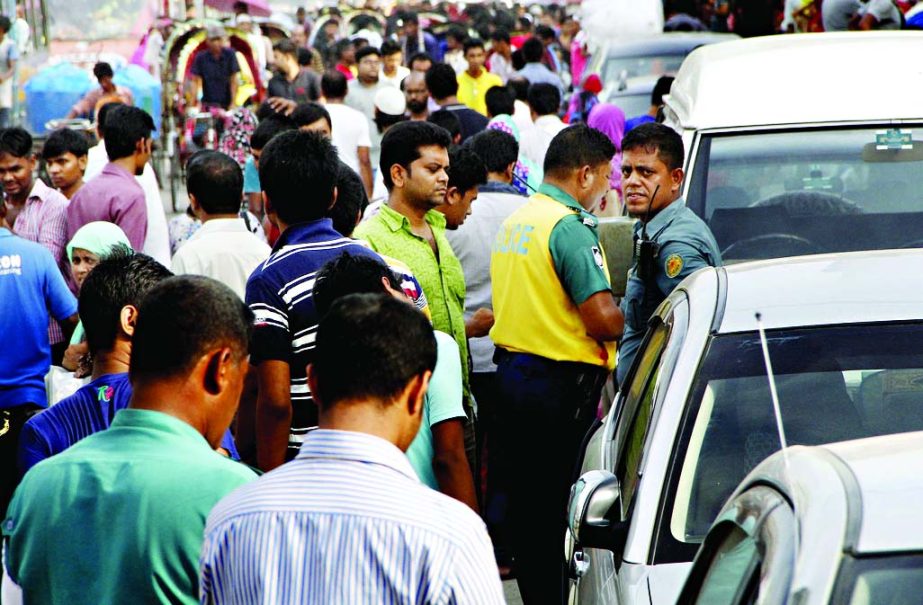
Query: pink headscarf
587 103 626 196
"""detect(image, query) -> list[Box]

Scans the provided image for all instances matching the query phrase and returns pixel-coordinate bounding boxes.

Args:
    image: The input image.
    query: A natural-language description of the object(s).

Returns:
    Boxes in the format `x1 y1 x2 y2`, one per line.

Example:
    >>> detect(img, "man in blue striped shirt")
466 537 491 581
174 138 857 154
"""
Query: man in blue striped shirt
201 294 504 604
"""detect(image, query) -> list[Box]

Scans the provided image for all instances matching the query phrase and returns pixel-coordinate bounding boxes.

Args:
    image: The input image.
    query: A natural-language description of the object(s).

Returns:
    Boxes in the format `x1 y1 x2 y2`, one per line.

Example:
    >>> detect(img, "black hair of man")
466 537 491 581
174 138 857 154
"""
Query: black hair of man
41 128 90 160
186 150 243 215
93 62 115 80
328 162 368 237
250 114 296 151
291 102 332 130
445 25 467 44
427 109 461 143
355 45 381 65
408 52 432 70
296 47 312 67
0 16 12 34
313 254 400 317
535 25 556 42
273 38 298 57
543 123 616 178
508 77 529 102
522 37 544 63
96 101 123 134
380 39 402 57
379 120 451 190
424 63 459 100
103 105 155 161
403 11 420 25
447 146 487 194
528 82 560 117
130 275 254 382
311 293 436 407
374 108 406 133
621 122 685 172
259 129 339 224
333 38 354 61
485 86 515 118
465 129 518 174
511 49 526 71
490 27 511 44
652 75 675 106
0 127 32 158
321 70 348 99
79 248 173 355
463 37 485 55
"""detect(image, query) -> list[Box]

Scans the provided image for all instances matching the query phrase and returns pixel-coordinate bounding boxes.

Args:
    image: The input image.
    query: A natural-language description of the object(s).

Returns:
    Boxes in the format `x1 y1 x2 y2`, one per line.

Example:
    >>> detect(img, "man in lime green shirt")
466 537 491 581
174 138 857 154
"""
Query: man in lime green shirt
2 276 256 604
354 121 492 474
457 38 503 116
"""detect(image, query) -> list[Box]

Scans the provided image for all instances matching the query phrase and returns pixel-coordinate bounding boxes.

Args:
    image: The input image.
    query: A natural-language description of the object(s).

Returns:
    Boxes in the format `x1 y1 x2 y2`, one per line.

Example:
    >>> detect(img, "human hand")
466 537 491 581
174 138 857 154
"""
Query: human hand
466 308 495 338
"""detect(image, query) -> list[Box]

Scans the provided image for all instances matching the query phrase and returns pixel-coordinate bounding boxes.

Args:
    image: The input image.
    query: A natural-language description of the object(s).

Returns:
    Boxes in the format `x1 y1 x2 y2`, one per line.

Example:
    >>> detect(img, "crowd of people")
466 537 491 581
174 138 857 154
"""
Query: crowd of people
5 0 908 602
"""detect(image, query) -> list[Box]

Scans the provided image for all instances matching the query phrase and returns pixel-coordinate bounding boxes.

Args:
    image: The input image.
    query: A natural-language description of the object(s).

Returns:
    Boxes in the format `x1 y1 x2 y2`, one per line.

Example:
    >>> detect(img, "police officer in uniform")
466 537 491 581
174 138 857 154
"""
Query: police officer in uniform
490 124 623 604
617 123 722 387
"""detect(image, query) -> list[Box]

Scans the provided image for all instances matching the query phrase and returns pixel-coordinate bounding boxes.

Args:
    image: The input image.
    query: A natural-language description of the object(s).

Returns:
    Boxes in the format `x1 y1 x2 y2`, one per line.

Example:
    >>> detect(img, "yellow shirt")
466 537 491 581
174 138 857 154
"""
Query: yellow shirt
457 69 504 116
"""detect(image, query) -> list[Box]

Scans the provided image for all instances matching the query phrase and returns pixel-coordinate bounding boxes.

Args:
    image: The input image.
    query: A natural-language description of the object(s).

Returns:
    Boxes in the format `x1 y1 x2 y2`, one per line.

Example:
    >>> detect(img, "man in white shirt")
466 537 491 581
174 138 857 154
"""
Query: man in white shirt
85 102 170 266
519 83 566 168
0 17 19 129
345 46 387 168
321 71 374 197
379 39 410 88
171 150 270 299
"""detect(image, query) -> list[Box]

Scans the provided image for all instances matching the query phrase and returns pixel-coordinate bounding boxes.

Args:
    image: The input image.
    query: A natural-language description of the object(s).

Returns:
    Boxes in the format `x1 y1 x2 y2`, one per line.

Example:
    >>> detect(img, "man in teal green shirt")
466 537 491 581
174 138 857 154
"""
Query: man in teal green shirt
2 275 257 604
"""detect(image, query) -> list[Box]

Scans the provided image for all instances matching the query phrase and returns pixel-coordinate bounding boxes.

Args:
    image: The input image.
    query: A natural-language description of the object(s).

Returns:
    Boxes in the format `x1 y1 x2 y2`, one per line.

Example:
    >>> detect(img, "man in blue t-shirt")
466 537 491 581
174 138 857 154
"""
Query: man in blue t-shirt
191 25 241 110
18 251 241 475
0 204 77 514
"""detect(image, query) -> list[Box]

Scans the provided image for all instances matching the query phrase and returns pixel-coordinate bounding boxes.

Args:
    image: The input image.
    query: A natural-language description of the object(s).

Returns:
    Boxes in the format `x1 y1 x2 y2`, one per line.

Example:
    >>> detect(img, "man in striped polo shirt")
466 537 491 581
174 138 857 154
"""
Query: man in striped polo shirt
245 130 380 470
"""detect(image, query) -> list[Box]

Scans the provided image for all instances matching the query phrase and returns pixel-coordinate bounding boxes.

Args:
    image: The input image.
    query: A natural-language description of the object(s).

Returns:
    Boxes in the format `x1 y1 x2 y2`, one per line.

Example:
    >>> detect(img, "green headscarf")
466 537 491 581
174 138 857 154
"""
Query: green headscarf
66 221 131 264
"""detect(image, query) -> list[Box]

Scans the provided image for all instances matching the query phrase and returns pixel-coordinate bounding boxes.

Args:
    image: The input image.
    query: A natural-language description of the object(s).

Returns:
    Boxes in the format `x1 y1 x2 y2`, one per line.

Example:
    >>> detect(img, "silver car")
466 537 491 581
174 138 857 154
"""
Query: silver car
675 431 923 605
565 249 923 604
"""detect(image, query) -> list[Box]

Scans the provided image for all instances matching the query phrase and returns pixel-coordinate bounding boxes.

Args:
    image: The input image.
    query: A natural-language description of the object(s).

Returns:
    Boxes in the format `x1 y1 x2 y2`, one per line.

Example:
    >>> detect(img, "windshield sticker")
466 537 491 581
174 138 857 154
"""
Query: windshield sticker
876 128 913 151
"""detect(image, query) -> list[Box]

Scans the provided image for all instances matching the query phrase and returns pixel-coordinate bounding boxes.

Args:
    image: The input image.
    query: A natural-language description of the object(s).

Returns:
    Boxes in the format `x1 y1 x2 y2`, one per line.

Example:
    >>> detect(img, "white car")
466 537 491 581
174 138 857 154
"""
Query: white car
663 32 923 263
676 431 923 605
565 249 923 604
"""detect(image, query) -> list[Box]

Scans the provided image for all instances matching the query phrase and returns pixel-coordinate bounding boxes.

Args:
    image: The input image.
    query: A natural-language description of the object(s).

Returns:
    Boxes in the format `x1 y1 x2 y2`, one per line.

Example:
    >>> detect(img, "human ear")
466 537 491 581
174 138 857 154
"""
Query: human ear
120 305 138 337
671 167 685 193
405 371 431 419
328 186 338 211
390 164 405 189
203 347 234 396
445 187 460 205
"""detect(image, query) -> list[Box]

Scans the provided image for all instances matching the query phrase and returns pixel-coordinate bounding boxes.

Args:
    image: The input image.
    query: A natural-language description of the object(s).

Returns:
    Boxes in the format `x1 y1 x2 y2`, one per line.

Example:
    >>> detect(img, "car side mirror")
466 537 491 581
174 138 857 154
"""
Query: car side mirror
568 470 629 553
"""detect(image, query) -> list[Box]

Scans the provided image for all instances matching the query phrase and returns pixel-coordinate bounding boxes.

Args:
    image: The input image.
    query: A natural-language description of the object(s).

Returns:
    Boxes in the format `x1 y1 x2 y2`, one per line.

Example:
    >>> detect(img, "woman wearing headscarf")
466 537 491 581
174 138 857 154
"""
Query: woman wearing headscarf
587 103 626 216
61 222 131 374
565 73 603 124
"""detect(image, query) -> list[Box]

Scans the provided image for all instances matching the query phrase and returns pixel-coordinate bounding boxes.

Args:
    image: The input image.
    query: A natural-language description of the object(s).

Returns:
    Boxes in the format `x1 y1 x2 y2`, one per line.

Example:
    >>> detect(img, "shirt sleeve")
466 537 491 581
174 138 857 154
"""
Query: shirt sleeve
356 115 372 149
112 191 149 251
443 519 506 604
190 52 203 77
245 273 292 364
228 51 241 75
37 201 68 265
654 241 713 297
428 332 466 427
549 217 612 306
42 249 77 321
16 421 51 476
266 76 287 99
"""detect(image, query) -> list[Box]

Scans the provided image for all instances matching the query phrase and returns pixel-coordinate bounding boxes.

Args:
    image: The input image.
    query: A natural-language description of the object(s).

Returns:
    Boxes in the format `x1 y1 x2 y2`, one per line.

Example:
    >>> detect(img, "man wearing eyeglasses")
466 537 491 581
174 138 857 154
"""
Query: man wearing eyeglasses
345 46 387 169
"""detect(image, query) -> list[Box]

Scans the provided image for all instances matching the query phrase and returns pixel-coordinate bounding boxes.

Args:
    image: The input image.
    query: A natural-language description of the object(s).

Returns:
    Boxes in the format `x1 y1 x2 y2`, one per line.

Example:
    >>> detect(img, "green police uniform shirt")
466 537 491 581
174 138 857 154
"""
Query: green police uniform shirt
617 198 722 384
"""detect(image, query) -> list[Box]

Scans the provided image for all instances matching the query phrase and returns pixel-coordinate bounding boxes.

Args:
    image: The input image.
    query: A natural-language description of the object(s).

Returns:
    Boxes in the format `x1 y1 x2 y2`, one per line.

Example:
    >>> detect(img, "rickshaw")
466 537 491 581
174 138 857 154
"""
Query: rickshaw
160 19 264 210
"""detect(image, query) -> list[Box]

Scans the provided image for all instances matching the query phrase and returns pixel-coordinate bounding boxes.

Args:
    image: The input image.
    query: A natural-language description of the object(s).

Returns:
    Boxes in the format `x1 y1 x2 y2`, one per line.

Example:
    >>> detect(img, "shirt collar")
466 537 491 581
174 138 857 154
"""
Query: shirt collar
480 180 523 195
273 218 342 251
192 217 251 237
636 197 686 235
296 429 419 482
102 162 135 179
27 178 53 203
110 408 212 450
538 183 584 213
377 203 446 233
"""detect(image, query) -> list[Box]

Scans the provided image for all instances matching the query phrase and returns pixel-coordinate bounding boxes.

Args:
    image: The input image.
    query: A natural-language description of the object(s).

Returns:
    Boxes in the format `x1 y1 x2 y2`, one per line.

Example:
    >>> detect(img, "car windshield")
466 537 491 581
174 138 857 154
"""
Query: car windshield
686 126 923 262
670 322 923 545
608 93 651 119
603 53 685 82
840 554 923 605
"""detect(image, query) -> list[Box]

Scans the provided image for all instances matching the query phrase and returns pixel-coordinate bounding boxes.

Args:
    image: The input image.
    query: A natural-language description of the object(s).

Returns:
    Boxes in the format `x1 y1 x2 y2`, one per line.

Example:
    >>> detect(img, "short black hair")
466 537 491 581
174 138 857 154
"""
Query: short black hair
355 45 381 64
652 75 675 106
466 129 518 174
403 11 420 25
321 70 348 99
333 38 354 61
485 85 515 118
93 62 114 80
374 107 406 132
130 275 254 382
408 52 432 69
544 123 616 177
621 122 685 172
463 37 485 55
0 127 32 158
424 63 459 100
103 105 155 161
535 25 556 41
250 114 296 151
508 76 529 102
448 146 487 194
259 130 339 224
380 39 402 57
186 150 243 215
0 17 12 34
427 109 461 142
41 128 89 160
380 120 451 190
96 101 123 132
273 38 298 57
79 249 173 355
522 37 544 63
445 25 466 43
291 102 332 131
296 47 312 66
311 293 436 407
313 254 400 317
528 82 560 116
491 27 511 44
328 162 368 237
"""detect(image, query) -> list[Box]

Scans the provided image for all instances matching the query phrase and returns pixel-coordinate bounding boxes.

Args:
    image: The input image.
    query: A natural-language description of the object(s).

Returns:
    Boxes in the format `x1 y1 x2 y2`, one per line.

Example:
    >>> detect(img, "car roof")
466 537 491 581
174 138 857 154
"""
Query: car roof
666 32 923 130
603 32 738 58
681 249 923 334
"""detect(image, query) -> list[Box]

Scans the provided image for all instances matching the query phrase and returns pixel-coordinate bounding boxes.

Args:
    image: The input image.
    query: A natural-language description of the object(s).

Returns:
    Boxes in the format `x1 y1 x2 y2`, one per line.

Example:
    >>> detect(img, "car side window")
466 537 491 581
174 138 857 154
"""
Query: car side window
615 319 670 518
691 523 760 605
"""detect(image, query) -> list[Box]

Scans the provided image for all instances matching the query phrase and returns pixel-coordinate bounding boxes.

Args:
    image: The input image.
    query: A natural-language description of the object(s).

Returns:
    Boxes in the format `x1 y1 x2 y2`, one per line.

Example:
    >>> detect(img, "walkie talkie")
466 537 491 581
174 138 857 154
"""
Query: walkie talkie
634 185 661 281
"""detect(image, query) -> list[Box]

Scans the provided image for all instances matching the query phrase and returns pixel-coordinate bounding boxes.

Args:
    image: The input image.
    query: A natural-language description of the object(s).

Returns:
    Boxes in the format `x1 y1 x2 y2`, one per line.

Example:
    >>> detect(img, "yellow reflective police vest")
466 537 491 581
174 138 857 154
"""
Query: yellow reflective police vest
490 193 617 370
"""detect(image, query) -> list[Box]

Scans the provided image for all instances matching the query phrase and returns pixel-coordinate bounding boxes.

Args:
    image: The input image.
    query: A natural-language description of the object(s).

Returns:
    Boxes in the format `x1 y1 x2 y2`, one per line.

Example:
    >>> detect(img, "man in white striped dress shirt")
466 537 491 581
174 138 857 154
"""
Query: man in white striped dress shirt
200 294 504 604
